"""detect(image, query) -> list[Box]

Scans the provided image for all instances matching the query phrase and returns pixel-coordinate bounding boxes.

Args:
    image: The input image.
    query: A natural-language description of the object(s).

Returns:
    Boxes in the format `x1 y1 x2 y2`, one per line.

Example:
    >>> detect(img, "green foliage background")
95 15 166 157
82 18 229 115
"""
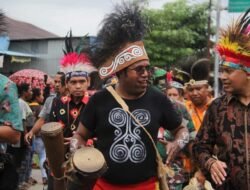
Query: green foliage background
143 0 214 69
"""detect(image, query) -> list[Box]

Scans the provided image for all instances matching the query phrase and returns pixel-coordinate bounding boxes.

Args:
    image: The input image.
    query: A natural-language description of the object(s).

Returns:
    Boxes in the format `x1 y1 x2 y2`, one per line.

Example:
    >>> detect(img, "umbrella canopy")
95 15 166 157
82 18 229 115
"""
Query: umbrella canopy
9 69 53 90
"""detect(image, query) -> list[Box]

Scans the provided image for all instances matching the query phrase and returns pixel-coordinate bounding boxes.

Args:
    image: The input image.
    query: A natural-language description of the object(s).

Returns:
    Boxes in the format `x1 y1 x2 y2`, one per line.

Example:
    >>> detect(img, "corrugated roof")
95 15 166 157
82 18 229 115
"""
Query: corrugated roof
5 16 59 40
0 50 37 57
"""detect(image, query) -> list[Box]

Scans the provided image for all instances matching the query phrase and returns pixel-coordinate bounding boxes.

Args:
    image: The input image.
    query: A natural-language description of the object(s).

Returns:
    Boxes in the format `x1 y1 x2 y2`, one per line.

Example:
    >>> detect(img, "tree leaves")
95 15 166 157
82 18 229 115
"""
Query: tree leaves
143 0 213 68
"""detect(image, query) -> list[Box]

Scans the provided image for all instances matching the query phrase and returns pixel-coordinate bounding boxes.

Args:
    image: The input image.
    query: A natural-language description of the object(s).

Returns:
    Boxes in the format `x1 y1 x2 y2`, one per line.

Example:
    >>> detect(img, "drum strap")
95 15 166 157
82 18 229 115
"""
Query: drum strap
63 159 83 185
106 86 170 190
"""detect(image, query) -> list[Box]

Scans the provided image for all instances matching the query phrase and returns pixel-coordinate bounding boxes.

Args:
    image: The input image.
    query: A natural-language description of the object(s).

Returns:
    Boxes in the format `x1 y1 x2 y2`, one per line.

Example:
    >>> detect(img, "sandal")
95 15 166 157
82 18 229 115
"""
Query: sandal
28 177 37 185
42 177 48 185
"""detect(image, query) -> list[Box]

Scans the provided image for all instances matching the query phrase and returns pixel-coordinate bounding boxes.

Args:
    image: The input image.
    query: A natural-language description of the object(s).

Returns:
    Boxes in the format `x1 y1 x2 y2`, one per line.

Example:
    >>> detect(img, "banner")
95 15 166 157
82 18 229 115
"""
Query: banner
228 0 250 12
11 56 31 63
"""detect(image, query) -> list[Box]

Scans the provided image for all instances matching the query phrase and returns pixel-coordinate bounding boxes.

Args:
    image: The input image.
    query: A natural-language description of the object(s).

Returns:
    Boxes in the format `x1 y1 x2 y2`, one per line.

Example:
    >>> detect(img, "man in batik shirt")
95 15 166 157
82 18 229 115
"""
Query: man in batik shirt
193 9 250 189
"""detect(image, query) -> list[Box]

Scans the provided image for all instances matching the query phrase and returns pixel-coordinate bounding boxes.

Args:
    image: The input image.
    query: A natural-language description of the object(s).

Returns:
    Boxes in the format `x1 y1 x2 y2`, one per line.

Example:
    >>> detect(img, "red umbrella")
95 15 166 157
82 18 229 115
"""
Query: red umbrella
9 69 53 90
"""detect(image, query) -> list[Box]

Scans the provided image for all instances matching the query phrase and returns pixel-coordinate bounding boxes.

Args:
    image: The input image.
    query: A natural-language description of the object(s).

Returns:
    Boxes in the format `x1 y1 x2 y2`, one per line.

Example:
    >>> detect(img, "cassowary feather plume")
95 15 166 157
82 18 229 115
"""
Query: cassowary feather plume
60 30 96 75
90 2 148 68
63 30 90 55
63 30 74 55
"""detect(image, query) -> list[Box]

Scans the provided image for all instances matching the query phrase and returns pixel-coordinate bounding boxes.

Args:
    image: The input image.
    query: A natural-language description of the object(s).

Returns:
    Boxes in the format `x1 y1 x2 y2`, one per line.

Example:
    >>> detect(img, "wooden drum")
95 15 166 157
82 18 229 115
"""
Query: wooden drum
65 147 107 190
41 122 65 190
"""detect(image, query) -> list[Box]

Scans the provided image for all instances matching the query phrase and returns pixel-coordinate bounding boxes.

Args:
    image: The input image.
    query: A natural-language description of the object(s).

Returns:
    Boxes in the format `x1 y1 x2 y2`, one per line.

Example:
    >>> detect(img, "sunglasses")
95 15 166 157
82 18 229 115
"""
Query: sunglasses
128 65 150 75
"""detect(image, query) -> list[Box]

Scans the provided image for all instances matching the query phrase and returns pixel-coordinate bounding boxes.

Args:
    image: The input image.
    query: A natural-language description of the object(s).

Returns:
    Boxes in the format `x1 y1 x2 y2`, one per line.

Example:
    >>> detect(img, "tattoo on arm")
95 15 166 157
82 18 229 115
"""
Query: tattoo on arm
177 131 189 149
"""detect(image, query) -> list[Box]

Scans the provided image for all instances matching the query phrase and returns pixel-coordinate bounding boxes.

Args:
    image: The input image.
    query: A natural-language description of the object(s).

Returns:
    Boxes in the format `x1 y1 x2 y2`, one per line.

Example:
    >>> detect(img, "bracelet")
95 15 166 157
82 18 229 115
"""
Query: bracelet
207 156 218 171
212 155 218 160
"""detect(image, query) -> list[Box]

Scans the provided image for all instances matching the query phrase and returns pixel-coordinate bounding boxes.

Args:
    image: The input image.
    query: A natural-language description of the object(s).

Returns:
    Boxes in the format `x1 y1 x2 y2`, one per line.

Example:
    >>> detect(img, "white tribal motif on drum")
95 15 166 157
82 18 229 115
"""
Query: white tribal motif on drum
108 108 150 163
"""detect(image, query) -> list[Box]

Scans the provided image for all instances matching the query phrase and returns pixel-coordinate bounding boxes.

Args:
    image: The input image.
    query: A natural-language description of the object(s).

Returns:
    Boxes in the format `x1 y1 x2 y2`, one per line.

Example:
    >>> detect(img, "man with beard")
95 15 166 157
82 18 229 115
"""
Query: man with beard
71 3 189 190
193 9 250 189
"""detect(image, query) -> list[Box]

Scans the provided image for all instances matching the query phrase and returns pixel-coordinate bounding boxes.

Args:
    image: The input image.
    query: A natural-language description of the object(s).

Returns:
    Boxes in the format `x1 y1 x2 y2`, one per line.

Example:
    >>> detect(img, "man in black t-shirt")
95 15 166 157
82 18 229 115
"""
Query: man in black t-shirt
71 3 189 190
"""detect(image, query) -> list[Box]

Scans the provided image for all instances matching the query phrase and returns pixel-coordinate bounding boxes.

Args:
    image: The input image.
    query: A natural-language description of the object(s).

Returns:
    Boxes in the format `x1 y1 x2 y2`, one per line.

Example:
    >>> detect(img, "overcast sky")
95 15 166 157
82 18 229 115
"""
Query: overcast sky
1 0 240 37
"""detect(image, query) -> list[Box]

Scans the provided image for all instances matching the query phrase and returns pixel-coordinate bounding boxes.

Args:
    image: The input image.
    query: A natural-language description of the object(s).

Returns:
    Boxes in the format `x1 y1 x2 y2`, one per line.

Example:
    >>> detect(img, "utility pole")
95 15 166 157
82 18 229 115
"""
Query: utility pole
206 0 212 58
214 0 221 98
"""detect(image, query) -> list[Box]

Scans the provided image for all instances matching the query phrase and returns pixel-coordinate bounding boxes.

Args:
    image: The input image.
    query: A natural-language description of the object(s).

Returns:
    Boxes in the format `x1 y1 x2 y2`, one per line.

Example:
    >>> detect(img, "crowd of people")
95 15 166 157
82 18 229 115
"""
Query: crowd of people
0 3 250 190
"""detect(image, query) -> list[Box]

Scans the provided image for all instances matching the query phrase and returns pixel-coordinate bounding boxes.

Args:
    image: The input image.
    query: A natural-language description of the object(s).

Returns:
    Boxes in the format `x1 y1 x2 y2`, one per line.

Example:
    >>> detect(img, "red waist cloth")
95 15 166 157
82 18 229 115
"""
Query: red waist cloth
93 177 159 190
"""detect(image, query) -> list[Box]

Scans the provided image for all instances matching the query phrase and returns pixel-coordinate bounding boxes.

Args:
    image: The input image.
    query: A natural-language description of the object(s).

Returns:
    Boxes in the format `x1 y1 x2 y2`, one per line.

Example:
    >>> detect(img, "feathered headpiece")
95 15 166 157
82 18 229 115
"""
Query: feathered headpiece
60 31 96 80
216 8 250 73
167 68 190 89
91 2 149 79
185 58 210 87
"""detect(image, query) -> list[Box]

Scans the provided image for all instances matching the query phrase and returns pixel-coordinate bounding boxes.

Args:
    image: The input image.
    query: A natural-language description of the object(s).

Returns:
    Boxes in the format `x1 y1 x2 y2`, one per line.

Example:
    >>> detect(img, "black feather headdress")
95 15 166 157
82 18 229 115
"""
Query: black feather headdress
63 30 74 55
91 2 149 79
60 30 96 79
63 30 91 55
191 58 210 81
185 58 211 87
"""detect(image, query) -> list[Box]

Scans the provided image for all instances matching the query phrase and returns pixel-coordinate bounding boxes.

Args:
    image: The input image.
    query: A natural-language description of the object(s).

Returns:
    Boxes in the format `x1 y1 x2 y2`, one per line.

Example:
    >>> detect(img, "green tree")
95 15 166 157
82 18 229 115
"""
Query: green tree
143 0 213 68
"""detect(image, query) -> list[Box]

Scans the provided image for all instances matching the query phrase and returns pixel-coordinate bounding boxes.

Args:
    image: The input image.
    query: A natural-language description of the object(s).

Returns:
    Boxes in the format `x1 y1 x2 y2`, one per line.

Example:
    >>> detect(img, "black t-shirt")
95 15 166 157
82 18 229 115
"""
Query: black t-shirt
80 87 181 184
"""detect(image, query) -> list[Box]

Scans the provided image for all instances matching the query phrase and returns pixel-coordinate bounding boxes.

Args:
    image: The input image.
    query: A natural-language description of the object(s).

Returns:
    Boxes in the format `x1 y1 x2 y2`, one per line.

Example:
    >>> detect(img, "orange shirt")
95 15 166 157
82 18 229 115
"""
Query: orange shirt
185 99 212 132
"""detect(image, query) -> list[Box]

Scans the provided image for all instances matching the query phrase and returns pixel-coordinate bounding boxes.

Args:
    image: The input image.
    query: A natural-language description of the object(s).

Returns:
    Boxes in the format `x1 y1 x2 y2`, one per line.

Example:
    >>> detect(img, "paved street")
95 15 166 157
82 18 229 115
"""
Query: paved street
28 169 46 190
